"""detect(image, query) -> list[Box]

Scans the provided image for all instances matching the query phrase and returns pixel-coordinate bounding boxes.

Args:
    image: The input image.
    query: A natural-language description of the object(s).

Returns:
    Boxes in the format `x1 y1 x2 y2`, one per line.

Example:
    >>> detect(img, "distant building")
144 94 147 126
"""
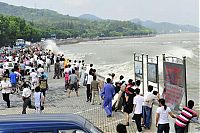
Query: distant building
51 34 56 39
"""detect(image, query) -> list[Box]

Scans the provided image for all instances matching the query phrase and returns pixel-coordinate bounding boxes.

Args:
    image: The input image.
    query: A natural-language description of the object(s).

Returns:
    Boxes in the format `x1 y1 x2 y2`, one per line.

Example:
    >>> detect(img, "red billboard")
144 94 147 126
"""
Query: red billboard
163 62 186 110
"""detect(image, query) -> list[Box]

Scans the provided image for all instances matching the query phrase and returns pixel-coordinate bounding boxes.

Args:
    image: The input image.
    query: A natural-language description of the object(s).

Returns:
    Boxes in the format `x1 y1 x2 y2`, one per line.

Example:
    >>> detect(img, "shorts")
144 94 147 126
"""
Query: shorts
70 83 78 91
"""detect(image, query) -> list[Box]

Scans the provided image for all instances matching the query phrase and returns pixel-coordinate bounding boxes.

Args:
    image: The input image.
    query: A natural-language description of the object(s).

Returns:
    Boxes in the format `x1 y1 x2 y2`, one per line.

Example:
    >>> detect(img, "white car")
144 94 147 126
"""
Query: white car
3 62 14 71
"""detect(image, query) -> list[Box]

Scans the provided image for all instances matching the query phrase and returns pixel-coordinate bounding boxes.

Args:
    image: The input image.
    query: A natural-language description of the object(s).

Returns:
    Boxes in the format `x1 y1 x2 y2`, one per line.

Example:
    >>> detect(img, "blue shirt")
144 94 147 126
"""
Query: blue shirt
39 72 48 79
20 63 25 70
9 72 17 84
101 83 115 99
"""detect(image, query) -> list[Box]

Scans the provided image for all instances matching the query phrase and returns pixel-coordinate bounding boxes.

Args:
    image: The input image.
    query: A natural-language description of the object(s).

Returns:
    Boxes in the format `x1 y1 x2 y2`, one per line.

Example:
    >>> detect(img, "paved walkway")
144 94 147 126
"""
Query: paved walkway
0 71 155 133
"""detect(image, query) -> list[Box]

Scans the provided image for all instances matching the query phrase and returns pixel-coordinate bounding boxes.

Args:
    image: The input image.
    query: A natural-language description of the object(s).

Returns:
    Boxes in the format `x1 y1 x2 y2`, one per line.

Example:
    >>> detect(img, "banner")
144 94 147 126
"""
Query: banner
163 62 185 87
135 61 143 79
163 62 185 110
147 63 157 83
163 83 184 110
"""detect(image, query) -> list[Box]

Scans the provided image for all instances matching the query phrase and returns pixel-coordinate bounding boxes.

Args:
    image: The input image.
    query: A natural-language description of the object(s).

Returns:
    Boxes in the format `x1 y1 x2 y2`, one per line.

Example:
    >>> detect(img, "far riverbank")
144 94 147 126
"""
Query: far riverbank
55 34 156 45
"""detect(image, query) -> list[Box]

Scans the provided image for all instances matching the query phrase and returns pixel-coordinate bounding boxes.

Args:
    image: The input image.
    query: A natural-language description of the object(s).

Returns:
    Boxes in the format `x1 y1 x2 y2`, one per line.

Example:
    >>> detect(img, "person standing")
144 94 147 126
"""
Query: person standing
86 71 93 102
46 56 51 72
84 64 93 86
124 85 135 126
143 85 159 129
34 86 44 114
133 89 144 132
68 70 78 98
91 75 101 105
19 61 25 77
22 83 35 114
60 58 65 77
64 65 70 92
53 60 60 79
156 99 176 133
37 64 45 76
175 100 198 133
101 78 115 117
0 76 11 108
29 69 38 91
39 74 48 97
9 69 17 92
114 75 126 111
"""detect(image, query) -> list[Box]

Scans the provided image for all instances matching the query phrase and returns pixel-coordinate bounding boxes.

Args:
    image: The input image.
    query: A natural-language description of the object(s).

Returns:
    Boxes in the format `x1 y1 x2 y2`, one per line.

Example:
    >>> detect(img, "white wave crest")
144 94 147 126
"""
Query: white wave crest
44 39 63 55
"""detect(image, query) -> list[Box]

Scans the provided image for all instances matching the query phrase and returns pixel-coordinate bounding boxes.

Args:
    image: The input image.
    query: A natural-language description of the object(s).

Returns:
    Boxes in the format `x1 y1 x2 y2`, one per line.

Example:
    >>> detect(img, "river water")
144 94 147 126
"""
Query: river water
55 33 199 101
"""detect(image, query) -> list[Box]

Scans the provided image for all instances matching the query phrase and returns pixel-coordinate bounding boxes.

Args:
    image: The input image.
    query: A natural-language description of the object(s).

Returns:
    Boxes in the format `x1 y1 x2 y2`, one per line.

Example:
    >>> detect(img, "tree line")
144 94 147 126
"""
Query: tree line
0 15 45 47
0 14 155 47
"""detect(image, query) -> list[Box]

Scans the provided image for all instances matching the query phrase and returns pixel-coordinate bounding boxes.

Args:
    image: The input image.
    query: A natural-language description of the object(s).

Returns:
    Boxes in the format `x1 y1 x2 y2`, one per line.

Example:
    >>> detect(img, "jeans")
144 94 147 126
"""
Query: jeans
143 106 152 128
2 93 10 108
157 123 170 133
134 114 142 132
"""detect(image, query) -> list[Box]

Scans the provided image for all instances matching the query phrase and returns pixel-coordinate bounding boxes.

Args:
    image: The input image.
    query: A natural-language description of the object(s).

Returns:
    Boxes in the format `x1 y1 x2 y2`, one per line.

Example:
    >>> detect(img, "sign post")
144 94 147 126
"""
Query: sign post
134 53 144 94
183 56 187 106
146 55 159 92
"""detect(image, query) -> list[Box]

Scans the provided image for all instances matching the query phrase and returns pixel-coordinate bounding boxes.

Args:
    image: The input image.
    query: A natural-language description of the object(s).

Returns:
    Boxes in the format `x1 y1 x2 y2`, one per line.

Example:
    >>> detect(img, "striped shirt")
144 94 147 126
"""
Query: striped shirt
175 106 197 127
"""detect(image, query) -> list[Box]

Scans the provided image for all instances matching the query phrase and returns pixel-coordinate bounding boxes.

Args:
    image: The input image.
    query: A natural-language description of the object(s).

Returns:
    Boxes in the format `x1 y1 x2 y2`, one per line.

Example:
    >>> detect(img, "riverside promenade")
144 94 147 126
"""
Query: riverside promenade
0 68 199 133
0 69 137 133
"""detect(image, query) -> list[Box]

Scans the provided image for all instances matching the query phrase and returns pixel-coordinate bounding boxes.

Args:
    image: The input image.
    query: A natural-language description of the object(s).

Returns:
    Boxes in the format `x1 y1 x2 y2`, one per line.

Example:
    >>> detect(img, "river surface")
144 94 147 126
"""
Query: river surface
54 33 199 102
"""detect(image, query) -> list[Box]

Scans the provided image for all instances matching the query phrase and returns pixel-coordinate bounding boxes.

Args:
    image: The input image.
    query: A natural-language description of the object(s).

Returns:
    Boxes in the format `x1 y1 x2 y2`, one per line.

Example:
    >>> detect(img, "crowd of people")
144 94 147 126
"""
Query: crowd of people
0 45 50 114
0 44 199 133
99 76 199 133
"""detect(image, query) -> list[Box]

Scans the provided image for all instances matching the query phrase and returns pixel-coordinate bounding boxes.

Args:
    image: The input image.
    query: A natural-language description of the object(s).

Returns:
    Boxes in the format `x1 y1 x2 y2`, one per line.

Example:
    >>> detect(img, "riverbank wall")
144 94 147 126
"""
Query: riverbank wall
55 34 156 45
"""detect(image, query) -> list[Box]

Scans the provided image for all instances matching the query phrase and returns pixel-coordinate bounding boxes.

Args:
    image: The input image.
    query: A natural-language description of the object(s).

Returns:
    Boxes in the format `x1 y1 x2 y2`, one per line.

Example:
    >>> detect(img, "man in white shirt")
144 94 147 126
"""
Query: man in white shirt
143 85 159 129
30 57 35 65
0 76 11 108
22 83 35 114
29 69 38 91
46 57 51 72
78 61 82 77
60 59 65 77
15 56 19 63
39 59 44 67
37 64 45 75
86 71 93 102
8 55 13 62
84 64 93 86
133 88 144 132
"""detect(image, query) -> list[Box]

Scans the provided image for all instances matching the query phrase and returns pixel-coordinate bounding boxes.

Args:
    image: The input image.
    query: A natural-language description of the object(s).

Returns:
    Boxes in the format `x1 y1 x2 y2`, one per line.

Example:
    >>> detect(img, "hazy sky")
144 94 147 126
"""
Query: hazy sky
1 0 199 27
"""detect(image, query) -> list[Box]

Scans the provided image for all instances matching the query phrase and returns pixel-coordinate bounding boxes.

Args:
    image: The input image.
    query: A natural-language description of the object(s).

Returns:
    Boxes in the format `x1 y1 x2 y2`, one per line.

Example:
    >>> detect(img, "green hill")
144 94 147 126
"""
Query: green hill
0 2 154 46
